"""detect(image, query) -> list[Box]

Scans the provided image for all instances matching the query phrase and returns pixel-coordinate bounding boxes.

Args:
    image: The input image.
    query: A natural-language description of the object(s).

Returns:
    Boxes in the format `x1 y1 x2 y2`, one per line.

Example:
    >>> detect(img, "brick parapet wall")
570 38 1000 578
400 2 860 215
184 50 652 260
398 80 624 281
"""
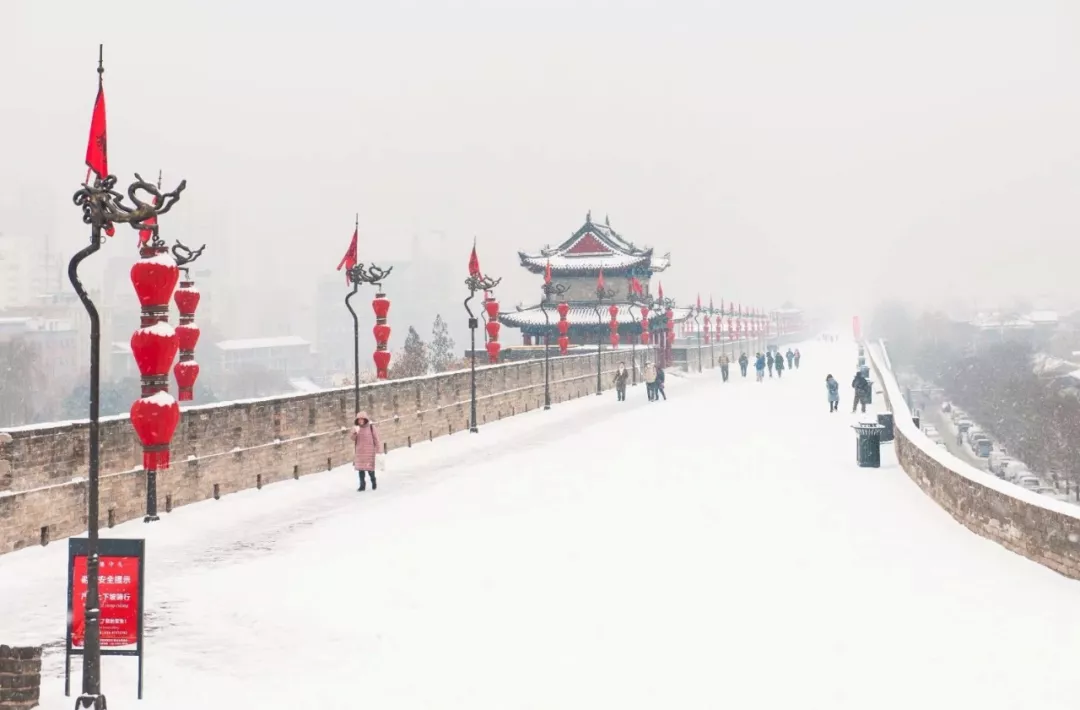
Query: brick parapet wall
867 341 1080 580
0 645 41 710
1 348 669 555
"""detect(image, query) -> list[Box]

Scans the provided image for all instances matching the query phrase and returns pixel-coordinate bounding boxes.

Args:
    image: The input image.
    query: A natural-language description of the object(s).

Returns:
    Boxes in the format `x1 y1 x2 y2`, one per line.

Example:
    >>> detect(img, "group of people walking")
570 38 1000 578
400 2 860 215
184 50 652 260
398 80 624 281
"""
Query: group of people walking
824 370 871 413
750 348 800 382
612 362 666 402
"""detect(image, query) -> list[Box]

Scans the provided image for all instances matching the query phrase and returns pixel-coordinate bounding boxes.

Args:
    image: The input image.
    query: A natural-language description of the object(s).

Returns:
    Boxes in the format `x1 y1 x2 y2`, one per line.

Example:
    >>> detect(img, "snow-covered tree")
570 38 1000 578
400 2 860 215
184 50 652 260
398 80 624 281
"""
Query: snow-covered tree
429 314 456 373
390 326 430 378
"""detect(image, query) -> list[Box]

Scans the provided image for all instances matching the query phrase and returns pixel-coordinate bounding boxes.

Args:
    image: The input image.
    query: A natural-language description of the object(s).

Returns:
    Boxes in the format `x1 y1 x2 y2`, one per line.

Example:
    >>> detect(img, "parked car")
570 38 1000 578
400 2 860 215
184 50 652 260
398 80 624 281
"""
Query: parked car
1002 461 1031 481
989 453 1014 475
1016 475 1041 491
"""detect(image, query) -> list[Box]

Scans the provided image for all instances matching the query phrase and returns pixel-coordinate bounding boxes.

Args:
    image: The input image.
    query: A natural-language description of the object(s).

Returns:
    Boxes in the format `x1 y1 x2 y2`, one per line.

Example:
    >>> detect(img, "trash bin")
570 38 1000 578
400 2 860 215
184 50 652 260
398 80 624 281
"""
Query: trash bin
852 423 884 468
865 380 873 404
877 412 894 442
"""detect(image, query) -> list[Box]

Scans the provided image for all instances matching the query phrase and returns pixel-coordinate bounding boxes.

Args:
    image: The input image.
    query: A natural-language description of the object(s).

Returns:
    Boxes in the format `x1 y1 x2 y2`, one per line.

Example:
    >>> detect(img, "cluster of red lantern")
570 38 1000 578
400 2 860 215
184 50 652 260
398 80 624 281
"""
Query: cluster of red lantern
372 291 391 379
664 304 674 366
556 301 570 354
485 295 501 363
173 272 201 401
129 239 180 471
608 304 619 347
639 305 650 345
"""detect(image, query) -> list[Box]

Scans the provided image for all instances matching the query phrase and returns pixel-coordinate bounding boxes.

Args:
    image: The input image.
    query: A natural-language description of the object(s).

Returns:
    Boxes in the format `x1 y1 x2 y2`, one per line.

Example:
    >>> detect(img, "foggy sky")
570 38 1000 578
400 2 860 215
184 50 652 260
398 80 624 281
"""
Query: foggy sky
3 0 1078 330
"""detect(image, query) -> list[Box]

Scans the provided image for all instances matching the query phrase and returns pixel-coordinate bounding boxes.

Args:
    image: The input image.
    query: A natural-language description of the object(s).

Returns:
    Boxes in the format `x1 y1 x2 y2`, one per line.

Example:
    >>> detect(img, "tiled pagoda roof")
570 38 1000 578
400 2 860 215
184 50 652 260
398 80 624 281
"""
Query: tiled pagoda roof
519 214 671 275
499 303 692 328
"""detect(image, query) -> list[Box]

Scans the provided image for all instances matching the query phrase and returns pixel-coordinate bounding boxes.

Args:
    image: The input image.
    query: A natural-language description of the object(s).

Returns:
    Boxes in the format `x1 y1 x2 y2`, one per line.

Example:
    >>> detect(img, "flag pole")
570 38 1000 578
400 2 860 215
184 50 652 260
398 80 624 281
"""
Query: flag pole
344 213 361 414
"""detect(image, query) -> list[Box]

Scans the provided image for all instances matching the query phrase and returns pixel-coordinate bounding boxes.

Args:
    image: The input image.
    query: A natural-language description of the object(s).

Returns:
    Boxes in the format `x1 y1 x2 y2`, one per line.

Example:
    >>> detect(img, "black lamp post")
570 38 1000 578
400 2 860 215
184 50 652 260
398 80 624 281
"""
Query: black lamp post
344 235 393 415
703 302 716 368
689 305 703 373
594 281 616 395
465 270 501 432
540 279 569 410
70 171 186 710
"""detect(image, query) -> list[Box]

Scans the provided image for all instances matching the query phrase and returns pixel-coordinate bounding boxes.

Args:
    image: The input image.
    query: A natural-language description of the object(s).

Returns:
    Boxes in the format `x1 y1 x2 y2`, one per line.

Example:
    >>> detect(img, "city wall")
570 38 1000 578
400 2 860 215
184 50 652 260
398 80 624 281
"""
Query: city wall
867 341 1080 581
0 348 652 556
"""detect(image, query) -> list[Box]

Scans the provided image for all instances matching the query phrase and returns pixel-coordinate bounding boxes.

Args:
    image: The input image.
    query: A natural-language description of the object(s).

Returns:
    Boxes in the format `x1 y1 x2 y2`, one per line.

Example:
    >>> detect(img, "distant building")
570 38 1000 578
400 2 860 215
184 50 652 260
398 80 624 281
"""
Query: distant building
214 336 313 378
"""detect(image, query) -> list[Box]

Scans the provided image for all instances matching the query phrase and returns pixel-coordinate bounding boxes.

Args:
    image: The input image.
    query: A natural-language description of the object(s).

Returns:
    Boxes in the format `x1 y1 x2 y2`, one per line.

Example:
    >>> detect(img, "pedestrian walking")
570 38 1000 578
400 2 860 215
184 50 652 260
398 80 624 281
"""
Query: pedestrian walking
655 365 667 400
767 350 774 377
351 411 382 491
738 352 749 378
785 348 795 370
754 352 766 382
644 361 658 401
851 370 871 413
826 374 839 412
613 364 629 401
775 351 785 378
794 348 801 369
719 353 731 382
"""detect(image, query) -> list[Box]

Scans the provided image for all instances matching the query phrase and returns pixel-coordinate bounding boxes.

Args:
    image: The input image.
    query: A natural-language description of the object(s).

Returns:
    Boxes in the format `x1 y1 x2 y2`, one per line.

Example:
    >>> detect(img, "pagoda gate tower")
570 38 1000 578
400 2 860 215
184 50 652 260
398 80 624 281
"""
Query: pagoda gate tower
500 212 686 347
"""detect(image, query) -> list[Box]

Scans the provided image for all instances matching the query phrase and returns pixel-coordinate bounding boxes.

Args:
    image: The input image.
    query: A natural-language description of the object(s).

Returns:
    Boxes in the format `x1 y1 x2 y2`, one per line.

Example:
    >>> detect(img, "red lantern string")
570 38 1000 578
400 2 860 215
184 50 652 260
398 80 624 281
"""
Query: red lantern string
484 296 501 363
129 245 180 470
372 292 391 379
173 274 201 401
556 301 570 355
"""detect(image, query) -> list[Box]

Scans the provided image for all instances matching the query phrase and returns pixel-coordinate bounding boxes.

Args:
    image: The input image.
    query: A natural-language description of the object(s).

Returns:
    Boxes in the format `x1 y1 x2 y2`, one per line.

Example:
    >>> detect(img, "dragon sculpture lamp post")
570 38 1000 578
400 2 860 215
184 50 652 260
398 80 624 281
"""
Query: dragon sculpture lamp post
465 270 501 432
345 262 393 413
70 173 186 710
540 278 569 410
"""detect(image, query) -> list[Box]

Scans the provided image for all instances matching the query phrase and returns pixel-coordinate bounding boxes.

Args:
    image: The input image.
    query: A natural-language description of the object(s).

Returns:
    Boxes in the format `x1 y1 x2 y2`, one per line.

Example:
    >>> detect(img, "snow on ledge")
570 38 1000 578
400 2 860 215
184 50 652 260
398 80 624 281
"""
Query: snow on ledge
867 339 1080 522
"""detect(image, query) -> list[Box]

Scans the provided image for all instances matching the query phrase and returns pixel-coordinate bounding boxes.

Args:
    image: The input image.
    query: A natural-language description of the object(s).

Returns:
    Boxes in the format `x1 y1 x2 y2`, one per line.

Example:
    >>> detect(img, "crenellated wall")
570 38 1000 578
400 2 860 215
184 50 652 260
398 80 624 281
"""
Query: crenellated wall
0 348 650 556
867 341 1080 581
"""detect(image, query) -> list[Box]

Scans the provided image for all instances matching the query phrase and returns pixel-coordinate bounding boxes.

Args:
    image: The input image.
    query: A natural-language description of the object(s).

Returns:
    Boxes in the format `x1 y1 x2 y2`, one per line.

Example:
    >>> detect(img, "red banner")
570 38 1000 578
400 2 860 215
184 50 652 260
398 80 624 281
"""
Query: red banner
71 554 141 648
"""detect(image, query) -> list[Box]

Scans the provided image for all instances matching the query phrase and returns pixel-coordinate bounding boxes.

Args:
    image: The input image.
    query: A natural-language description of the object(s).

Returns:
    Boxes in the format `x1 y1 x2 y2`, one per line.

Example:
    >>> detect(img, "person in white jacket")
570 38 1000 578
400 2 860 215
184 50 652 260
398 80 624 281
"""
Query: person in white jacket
643 362 658 401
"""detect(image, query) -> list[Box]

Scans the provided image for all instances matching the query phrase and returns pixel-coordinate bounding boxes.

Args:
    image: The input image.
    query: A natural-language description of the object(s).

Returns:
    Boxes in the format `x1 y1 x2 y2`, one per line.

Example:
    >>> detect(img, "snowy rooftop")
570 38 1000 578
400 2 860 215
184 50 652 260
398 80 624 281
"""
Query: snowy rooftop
216 336 311 351
500 304 693 328
519 214 670 274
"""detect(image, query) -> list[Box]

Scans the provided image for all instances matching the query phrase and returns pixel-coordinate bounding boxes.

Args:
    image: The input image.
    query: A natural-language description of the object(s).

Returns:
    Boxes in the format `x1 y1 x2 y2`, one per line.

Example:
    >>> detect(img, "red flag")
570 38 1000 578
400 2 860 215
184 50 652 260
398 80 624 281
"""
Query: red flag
597 269 605 289
709 295 714 310
658 282 664 300
696 293 701 309
138 214 157 244
630 276 642 295
468 239 481 277
337 227 358 283
544 260 552 284
85 83 108 181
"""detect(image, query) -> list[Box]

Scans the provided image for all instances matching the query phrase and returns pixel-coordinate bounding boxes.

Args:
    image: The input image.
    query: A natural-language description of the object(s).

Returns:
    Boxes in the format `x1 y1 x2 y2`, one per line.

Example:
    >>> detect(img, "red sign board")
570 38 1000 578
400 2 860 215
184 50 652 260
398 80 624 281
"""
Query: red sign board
71 554 141 647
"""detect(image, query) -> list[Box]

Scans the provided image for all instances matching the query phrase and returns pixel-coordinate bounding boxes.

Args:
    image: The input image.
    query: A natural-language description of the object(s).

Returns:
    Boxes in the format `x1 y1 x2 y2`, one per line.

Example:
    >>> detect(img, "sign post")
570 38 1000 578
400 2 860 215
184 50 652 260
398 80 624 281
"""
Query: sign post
65 537 147 700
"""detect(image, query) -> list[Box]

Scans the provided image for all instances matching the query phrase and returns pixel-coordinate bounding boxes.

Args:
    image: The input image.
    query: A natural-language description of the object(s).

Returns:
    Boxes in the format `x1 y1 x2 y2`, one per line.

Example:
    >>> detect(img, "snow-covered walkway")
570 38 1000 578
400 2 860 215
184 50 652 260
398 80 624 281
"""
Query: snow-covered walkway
5 341 1080 709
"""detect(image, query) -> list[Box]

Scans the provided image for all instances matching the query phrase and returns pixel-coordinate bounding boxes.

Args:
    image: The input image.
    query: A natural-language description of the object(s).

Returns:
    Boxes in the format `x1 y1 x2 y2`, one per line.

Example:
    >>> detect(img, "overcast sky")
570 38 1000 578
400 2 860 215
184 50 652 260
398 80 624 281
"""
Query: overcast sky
3 0 1078 329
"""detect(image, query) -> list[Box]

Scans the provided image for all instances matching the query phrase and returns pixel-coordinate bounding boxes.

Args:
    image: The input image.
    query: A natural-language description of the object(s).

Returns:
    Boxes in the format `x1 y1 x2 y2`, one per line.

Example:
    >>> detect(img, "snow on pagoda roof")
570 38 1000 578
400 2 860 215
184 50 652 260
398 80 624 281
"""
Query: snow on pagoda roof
500 304 692 328
519 213 670 275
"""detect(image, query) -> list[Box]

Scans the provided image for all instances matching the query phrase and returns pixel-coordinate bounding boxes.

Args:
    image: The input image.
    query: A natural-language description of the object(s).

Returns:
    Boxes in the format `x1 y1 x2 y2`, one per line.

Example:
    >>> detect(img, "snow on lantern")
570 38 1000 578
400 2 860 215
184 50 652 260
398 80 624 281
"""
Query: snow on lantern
556 301 570 354
372 291 391 378
484 296 501 363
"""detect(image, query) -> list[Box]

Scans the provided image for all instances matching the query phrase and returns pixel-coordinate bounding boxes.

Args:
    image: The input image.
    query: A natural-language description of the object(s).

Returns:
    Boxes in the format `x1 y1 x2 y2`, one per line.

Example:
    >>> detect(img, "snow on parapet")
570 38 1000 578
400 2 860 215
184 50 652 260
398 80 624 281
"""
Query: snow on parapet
868 339 1080 521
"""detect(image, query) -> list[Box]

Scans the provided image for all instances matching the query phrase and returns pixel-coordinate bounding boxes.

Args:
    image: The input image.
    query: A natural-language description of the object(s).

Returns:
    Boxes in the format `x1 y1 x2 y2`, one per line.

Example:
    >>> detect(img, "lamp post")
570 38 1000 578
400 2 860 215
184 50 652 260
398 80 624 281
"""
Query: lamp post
540 277 569 410
465 267 501 433
594 275 616 395
345 256 393 412
70 172 186 710
690 304 703 373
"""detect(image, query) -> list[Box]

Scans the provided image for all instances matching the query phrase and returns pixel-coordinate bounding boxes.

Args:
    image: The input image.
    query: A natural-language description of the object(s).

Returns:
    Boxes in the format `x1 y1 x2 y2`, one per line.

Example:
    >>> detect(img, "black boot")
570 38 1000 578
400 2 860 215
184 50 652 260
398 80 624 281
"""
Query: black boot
358 471 366 491
370 472 377 490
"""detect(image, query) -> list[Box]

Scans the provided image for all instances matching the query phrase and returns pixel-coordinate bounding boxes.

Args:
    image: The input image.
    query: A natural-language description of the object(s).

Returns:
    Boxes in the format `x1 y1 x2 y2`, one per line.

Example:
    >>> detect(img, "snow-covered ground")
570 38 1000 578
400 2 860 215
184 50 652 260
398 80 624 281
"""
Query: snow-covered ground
5 340 1080 709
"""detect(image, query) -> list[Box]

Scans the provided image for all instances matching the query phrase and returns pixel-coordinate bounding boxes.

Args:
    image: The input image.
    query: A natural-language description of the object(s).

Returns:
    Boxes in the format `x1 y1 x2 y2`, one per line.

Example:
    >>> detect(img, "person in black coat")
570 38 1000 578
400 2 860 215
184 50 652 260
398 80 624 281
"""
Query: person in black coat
655 366 667 400
851 371 871 413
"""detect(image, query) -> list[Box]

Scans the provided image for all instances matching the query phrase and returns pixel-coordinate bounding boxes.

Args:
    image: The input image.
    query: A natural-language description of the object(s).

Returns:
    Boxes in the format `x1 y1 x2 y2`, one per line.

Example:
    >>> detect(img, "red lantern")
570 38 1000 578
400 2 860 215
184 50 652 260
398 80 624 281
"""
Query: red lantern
556 301 570 354
484 296 501 363
610 332 620 347
130 243 180 471
372 292 391 378
173 274 201 401
130 389 180 470
608 304 619 319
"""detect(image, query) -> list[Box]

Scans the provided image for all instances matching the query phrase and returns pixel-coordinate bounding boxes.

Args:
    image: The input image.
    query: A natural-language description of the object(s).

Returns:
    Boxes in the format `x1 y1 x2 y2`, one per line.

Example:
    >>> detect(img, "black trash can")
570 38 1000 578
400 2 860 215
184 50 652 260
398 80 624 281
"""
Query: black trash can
877 412 894 442
852 423 884 468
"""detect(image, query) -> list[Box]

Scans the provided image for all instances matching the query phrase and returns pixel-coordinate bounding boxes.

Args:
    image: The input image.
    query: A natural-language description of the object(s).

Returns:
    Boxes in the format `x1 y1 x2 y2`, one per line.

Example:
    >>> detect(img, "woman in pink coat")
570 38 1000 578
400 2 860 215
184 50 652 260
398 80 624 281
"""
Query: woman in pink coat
350 411 381 491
